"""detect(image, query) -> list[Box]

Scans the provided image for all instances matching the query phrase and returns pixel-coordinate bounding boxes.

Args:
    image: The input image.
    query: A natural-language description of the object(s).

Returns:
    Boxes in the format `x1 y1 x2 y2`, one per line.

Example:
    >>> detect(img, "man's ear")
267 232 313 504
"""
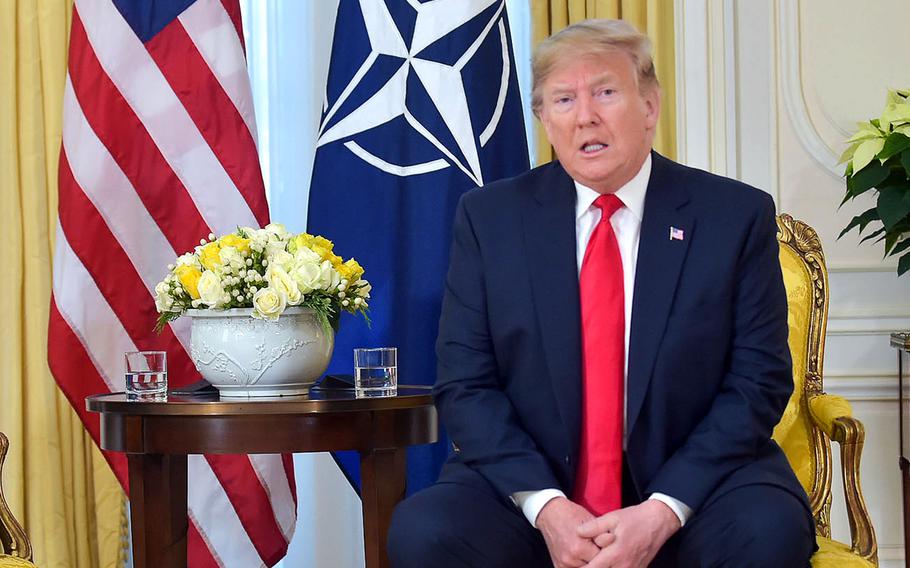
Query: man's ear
643 87 661 130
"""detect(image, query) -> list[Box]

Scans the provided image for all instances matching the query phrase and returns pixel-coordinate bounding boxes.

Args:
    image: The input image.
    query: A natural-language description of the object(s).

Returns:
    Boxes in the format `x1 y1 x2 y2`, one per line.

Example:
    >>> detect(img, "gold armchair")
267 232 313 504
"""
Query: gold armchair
0 433 35 568
773 214 878 567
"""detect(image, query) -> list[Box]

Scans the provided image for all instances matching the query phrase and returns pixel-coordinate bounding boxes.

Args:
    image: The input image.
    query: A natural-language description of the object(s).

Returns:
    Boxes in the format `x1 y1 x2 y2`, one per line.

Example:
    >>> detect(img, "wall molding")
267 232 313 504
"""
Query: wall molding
776 0 842 181
823 376 898 401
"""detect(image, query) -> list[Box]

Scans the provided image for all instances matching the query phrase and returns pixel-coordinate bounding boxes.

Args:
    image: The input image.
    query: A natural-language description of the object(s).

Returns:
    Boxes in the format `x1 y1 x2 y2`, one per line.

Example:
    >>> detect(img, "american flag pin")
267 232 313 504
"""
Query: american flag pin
669 226 685 241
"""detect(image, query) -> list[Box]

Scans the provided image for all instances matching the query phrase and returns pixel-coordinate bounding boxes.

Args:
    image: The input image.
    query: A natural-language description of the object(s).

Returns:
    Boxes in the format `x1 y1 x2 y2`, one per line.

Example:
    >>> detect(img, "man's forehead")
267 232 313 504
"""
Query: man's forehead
545 70 621 90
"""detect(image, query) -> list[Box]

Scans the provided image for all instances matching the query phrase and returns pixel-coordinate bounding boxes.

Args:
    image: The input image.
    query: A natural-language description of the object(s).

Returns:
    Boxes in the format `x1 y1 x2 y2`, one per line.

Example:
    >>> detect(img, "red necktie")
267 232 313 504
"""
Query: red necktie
573 194 625 516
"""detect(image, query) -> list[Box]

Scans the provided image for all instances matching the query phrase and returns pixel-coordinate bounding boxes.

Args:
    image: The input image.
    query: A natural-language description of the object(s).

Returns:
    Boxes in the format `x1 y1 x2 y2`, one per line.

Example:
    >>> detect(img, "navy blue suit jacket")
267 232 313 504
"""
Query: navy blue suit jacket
434 152 808 514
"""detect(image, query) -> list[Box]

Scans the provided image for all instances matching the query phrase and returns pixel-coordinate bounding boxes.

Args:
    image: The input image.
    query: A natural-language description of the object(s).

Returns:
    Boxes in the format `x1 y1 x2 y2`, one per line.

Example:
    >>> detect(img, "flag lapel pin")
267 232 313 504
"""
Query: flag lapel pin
669 226 685 241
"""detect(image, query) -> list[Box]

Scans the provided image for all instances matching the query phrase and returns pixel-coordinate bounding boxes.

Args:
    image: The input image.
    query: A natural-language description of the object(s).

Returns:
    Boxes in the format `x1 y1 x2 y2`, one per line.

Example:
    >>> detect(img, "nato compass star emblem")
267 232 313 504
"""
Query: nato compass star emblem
316 0 513 187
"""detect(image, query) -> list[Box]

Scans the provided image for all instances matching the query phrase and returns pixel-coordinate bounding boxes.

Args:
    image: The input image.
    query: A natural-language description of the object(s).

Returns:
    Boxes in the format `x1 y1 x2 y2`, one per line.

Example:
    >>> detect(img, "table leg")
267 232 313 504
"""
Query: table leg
360 448 406 568
128 454 188 568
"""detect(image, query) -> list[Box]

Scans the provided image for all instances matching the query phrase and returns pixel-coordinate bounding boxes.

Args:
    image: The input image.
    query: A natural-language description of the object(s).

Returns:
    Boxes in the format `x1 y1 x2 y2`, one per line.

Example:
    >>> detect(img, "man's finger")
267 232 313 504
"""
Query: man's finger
577 512 618 538
593 531 615 548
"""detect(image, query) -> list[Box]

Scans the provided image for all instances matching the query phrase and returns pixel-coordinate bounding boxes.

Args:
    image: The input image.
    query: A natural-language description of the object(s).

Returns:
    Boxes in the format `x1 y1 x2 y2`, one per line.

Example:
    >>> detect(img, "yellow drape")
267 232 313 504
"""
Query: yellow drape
0 1 124 566
531 0 677 164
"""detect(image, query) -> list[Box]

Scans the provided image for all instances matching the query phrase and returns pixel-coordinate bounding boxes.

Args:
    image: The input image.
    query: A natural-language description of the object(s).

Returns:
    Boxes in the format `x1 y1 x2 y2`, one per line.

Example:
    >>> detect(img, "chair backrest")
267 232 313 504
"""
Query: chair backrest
0 433 31 560
772 214 834 537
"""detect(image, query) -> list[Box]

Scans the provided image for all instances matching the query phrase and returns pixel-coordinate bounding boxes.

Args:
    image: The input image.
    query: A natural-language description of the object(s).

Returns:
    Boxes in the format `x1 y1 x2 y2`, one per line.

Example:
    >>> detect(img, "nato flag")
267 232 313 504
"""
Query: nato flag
307 0 530 494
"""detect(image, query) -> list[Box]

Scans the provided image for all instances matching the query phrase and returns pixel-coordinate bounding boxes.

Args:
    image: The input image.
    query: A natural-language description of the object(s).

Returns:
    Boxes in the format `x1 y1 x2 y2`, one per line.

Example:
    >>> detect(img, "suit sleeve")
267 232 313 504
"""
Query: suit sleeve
434 195 563 498
645 195 794 511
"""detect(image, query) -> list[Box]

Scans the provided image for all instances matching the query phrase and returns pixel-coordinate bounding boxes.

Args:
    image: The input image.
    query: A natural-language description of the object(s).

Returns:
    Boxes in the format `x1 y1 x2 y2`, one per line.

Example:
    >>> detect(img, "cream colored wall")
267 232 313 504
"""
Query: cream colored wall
676 0 910 565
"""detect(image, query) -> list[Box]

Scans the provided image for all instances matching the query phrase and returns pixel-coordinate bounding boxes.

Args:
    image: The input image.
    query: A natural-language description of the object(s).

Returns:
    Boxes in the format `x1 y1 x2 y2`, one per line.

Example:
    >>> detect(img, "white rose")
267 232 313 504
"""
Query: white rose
318 260 341 290
248 229 269 252
175 253 199 268
269 249 294 270
294 246 321 264
291 259 323 294
264 223 290 239
154 281 174 312
264 237 288 260
267 265 302 305
219 246 245 270
252 287 287 321
197 270 226 308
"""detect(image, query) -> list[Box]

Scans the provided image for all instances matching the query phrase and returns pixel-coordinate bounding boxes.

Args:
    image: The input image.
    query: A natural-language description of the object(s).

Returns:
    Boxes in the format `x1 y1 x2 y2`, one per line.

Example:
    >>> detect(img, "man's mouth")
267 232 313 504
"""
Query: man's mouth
581 143 607 154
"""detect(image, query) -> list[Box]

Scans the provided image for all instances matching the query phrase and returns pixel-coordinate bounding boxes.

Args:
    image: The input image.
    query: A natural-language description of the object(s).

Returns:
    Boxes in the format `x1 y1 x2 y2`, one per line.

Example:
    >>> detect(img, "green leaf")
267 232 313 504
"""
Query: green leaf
846 161 889 196
879 133 910 161
859 226 886 244
846 121 883 143
877 185 910 231
838 141 861 165
838 207 880 239
899 251 910 277
889 237 910 257
853 138 885 172
902 148 910 176
881 103 910 130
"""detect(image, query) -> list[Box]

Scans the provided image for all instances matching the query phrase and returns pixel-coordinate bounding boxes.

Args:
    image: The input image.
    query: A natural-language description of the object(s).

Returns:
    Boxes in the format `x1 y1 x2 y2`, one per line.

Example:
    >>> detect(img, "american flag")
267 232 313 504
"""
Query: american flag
47 0 296 565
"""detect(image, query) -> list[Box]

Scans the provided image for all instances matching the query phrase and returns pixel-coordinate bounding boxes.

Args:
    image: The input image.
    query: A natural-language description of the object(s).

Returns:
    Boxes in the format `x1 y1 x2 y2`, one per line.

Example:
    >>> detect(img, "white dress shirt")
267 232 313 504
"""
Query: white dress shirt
511 155 694 528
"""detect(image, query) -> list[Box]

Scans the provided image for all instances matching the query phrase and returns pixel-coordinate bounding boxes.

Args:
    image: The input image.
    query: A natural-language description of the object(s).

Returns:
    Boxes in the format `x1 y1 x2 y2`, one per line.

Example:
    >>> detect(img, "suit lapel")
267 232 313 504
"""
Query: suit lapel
522 163 583 457
626 153 695 433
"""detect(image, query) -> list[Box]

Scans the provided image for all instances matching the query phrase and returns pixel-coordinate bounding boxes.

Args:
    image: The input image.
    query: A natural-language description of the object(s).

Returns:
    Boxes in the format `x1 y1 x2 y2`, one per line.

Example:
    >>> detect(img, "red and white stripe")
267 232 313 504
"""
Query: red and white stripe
48 0 296 565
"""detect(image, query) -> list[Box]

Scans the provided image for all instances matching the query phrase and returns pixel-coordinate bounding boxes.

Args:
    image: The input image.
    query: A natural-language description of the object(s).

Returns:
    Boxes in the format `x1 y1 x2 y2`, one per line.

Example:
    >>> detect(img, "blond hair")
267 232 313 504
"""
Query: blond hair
531 19 659 115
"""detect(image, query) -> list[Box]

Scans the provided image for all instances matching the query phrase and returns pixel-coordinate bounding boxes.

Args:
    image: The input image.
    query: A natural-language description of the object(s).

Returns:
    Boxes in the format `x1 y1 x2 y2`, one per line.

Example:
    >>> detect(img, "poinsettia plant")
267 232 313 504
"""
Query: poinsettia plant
839 88 910 276
154 223 371 331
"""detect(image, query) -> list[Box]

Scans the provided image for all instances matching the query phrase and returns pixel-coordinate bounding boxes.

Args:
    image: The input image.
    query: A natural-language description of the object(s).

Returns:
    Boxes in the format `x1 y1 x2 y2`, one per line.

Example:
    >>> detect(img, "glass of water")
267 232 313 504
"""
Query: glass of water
125 351 167 400
353 347 398 397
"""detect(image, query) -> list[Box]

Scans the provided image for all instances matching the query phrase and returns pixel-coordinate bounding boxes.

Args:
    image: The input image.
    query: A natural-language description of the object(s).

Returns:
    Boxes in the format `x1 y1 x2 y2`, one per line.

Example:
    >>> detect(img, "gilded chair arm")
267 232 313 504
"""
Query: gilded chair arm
807 396 878 565
0 434 32 561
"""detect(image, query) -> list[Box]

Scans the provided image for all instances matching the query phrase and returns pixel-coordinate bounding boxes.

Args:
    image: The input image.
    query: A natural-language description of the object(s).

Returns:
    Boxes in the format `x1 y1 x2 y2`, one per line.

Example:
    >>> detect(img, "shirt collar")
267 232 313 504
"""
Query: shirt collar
574 153 651 222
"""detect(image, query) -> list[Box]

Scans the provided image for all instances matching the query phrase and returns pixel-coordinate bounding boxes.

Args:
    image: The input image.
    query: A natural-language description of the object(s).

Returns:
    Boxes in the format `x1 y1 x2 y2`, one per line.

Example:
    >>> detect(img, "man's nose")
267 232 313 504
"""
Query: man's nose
575 94 599 126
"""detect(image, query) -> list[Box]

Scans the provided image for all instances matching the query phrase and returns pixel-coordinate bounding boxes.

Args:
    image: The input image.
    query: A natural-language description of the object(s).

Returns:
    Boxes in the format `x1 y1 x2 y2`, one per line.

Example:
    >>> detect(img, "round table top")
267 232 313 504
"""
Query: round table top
86 385 434 416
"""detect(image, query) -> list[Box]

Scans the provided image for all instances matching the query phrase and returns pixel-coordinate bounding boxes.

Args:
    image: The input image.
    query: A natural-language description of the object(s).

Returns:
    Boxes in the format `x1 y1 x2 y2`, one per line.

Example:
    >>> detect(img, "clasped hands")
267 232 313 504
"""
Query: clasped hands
536 497 680 568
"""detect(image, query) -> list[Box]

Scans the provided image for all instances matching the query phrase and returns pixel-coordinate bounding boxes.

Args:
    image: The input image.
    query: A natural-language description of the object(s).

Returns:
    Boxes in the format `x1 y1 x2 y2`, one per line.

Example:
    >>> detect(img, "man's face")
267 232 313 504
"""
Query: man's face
538 50 660 194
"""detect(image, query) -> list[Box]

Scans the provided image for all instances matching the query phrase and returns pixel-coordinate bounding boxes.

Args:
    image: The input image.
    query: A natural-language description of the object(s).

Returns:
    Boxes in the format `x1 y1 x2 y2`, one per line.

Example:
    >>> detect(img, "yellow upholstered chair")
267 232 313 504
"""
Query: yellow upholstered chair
0 433 36 568
774 214 878 567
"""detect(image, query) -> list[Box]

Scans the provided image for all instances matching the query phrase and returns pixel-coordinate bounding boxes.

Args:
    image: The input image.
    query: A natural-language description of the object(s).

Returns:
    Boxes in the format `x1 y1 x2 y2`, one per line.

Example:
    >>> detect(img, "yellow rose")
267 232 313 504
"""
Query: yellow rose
338 259 364 282
174 265 202 299
199 242 222 271
312 236 333 251
252 287 287 321
219 234 250 254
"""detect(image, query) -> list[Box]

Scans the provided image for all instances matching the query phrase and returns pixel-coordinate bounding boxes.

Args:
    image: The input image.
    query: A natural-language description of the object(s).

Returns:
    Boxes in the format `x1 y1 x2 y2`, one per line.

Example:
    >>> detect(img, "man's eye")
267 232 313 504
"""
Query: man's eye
555 96 573 104
598 89 615 97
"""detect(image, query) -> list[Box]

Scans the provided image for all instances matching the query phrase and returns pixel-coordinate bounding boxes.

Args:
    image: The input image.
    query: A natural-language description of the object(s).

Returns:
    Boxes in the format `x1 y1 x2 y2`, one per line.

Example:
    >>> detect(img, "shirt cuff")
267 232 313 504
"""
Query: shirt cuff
648 493 693 527
511 489 566 528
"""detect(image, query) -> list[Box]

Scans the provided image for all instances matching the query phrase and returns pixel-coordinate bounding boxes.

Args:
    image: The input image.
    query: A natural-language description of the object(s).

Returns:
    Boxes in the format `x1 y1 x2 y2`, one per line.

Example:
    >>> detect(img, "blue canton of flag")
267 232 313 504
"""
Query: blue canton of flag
308 0 530 494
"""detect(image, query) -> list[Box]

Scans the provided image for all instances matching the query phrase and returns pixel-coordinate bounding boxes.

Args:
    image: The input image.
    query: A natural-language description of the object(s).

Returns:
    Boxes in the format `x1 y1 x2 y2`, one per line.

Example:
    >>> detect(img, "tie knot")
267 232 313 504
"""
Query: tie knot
593 194 623 220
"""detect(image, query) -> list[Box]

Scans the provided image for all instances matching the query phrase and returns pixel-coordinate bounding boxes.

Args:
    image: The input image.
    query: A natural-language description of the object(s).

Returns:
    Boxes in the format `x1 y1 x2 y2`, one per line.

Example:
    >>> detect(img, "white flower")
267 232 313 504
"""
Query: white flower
264 223 290 239
318 260 341 290
269 249 294 270
252 287 287 321
197 270 226 308
267 265 302 305
219 246 245 270
175 253 199 268
154 281 174 312
355 280 372 298
291 259 323 294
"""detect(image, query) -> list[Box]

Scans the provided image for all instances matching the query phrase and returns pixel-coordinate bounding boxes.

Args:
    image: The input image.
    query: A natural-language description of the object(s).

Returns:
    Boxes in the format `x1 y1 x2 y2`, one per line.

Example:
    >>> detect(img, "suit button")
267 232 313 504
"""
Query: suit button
564 455 571 465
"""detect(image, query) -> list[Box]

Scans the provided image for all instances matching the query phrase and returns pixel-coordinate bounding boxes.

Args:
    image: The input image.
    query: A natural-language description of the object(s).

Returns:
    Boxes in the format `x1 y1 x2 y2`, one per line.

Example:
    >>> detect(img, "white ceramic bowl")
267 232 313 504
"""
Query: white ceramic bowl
187 307 334 397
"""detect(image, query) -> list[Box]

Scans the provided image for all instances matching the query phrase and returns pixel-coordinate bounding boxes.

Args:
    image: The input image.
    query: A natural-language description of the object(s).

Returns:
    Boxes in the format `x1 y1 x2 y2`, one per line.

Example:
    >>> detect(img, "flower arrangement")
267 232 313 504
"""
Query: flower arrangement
154 223 371 331
839 88 910 276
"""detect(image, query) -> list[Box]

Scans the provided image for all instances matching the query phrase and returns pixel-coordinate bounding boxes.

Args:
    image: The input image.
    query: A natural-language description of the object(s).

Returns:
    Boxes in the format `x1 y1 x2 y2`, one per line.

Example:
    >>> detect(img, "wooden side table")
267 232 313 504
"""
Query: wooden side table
892 332 910 568
86 387 437 568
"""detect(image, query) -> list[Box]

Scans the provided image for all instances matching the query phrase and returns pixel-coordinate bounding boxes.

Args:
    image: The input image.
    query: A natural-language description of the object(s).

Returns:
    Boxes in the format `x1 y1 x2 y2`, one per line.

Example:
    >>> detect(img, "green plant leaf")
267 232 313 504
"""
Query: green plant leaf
838 142 861 165
838 207 880 239
846 121 883 143
881 103 910 130
877 185 910 230
902 148 910 177
846 161 889 196
859 226 886 244
853 138 885 172
889 237 910 257
879 133 910 161
899 251 910 276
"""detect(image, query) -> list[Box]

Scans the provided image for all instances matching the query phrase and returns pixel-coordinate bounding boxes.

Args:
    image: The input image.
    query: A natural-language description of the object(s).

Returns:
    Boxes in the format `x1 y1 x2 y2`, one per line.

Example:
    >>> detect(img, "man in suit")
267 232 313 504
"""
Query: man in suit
388 19 816 568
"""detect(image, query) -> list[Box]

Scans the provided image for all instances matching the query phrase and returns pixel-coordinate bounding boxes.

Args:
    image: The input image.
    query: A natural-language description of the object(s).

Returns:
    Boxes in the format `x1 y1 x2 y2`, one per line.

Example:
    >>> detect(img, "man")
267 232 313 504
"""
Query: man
388 19 816 568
